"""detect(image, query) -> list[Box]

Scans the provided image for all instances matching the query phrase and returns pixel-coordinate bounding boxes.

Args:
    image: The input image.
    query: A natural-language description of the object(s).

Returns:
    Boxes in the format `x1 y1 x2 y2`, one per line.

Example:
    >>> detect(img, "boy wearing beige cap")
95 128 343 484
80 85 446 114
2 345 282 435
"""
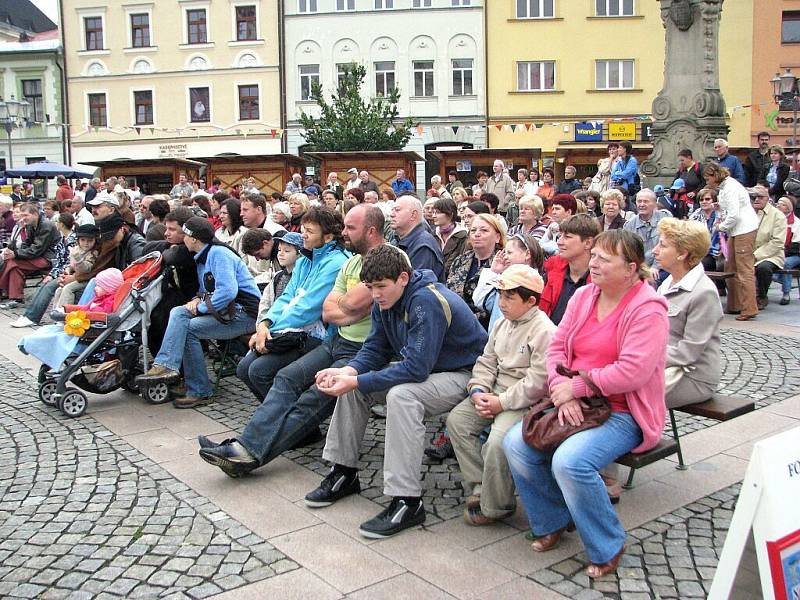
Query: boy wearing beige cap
447 264 556 526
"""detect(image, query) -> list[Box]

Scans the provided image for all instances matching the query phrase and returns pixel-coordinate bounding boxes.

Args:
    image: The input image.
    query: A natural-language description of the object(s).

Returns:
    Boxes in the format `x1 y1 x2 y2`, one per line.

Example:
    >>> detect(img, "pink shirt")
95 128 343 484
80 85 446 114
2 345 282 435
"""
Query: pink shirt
570 282 643 413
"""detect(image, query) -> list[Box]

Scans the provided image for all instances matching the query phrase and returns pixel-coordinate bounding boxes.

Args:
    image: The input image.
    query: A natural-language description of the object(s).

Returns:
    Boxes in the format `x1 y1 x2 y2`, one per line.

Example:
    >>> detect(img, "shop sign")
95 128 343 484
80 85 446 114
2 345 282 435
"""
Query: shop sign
158 144 188 159
642 123 653 141
608 123 636 141
575 121 602 142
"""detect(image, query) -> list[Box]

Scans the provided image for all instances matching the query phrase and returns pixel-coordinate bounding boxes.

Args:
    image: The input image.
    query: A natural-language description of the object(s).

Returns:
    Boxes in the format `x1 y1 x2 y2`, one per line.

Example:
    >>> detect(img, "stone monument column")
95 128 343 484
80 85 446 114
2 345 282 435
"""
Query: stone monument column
641 0 728 184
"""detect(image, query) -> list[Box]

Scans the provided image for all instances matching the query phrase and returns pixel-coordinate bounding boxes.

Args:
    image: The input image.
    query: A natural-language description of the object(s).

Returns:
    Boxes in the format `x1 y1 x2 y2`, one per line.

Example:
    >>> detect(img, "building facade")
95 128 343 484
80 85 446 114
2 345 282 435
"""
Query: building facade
485 0 754 182
282 0 486 189
62 0 283 193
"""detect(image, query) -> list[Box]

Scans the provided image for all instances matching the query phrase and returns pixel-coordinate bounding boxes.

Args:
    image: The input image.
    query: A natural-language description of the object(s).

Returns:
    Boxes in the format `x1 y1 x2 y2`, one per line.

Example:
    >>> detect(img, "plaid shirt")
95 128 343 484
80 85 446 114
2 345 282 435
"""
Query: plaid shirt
49 232 76 278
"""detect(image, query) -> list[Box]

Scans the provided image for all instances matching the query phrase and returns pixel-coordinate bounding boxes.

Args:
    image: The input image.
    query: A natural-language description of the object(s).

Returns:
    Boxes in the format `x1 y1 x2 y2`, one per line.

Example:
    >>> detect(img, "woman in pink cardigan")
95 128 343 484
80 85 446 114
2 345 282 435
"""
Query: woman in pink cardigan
503 229 668 578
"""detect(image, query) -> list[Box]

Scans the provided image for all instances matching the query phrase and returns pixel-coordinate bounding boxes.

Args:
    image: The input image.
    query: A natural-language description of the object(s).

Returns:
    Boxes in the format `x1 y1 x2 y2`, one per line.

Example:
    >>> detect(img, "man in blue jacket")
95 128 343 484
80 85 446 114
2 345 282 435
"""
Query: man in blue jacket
390 194 444 281
136 217 261 408
391 168 415 196
304 245 488 539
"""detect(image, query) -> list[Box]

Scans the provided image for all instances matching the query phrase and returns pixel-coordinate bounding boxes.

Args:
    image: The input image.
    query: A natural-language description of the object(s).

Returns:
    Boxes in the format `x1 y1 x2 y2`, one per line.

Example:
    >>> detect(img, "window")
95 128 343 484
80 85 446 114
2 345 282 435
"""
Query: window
413 61 435 97
187 9 207 44
336 64 348 88
595 59 634 89
298 0 317 12
22 80 44 122
375 61 396 96
413 0 432 6
516 0 554 18
452 0 471 4
336 0 355 10
130 13 150 47
517 61 555 91
236 6 257 41
134 90 153 125
299 64 320 100
596 0 634 16
189 87 210 122
238 85 259 120
84 16 103 50
375 0 393 7
783 12 800 43
88 93 107 127
452 59 473 96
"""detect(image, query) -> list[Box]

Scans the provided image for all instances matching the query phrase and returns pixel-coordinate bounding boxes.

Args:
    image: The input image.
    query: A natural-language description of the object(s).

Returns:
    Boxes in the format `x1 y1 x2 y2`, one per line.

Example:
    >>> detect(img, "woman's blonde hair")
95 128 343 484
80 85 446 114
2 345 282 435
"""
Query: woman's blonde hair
288 192 310 211
593 229 649 280
697 187 717 202
600 188 625 211
657 218 710 269
451 186 468 201
770 144 786 158
518 195 544 219
471 213 507 248
702 162 729 183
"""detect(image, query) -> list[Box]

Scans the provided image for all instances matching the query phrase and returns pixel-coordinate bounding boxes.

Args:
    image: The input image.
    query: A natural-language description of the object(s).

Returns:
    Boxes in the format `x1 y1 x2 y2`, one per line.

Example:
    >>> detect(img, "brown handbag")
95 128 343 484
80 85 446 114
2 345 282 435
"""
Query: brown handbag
521 364 612 452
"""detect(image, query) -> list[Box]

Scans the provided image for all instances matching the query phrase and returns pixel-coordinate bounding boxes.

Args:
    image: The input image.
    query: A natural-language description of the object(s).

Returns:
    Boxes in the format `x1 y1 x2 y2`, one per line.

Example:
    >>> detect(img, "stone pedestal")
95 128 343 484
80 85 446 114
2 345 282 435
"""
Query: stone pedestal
641 0 728 185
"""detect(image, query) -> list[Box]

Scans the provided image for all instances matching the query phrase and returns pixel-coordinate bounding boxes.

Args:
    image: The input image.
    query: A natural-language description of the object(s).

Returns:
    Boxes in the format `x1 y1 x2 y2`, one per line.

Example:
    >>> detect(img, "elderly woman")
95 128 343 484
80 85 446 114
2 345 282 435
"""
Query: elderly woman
286 193 309 232
597 189 626 231
508 196 546 238
776 196 800 305
503 229 668 579
447 213 506 329
653 218 722 408
703 163 759 320
432 197 468 275
215 198 247 257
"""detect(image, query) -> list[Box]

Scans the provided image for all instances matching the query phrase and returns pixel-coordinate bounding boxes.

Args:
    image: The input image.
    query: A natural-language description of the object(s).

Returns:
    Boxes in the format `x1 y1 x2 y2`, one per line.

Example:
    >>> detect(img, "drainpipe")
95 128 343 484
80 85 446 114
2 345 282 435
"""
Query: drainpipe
58 0 71 165
483 0 489 149
278 0 288 154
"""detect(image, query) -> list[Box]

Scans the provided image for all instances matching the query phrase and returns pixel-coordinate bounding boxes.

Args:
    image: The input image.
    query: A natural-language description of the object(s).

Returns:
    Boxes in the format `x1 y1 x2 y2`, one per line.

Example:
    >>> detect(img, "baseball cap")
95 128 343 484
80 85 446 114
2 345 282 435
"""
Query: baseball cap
746 184 770 198
278 232 304 249
347 167 358 175
87 191 120 207
670 178 686 191
304 186 319 196
182 216 215 243
653 184 665 194
492 264 544 294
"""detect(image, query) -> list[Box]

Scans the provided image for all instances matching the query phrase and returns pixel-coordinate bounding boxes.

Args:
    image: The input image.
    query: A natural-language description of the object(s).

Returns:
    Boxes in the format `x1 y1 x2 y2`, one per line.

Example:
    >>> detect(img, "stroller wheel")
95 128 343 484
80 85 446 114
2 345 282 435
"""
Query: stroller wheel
141 382 170 405
59 389 88 418
37 364 50 384
38 380 58 407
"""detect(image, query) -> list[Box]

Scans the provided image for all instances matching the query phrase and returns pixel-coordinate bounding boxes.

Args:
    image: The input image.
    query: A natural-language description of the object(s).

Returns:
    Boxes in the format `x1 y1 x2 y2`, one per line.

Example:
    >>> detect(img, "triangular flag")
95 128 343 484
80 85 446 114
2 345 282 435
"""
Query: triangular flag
270 129 277 137
416 125 425 135
148 128 154 134
525 123 532 131
495 124 503 131
535 123 543 129
510 124 517 132
134 127 141 135
451 126 459 135
753 104 761 115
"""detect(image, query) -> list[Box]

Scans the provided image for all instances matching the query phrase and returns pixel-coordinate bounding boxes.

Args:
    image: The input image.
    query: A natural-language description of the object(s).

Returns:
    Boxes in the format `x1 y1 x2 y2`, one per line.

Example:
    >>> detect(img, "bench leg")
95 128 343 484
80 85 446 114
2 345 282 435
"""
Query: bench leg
212 341 230 395
669 410 687 470
623 467 636 490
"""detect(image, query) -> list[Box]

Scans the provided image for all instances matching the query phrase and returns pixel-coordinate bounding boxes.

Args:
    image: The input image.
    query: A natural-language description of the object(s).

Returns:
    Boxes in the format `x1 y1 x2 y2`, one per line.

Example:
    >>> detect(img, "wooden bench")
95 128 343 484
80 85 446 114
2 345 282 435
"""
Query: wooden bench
616 393 755 489
775 268 800 299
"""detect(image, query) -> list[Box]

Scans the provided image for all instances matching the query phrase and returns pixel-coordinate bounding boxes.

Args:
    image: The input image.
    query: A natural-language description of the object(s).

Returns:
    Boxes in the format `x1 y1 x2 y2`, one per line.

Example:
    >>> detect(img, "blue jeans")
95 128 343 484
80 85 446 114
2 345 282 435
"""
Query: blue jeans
238 334 362 465
503 412 643 564
774 254 800 294
154 305 256 398
236 336 322 402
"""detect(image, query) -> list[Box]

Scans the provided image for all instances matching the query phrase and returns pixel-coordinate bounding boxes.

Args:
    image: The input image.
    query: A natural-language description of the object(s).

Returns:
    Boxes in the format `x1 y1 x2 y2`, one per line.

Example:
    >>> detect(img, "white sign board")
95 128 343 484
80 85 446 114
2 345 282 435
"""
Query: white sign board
709 426 800 600
158 144 188 159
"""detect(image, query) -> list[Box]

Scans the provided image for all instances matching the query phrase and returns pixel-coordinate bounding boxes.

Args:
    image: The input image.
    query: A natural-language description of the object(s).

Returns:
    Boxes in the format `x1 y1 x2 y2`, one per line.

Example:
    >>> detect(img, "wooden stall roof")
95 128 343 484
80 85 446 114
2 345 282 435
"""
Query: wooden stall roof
427 147 542 161
82 158 206 170
189 153 306 167
304 150 424 163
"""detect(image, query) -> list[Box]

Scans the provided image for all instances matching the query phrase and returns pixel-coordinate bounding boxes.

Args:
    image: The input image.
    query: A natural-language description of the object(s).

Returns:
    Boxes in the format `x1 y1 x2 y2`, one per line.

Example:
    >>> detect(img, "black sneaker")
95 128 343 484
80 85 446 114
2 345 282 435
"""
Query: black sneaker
199 439 258 478
424 433 454 462
359 497 426 539
304 467 360 508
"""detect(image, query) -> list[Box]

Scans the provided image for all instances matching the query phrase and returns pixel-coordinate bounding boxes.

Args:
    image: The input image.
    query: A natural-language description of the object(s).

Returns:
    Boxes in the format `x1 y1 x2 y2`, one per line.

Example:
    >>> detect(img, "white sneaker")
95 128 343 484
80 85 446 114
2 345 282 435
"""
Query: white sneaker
10 316 35 328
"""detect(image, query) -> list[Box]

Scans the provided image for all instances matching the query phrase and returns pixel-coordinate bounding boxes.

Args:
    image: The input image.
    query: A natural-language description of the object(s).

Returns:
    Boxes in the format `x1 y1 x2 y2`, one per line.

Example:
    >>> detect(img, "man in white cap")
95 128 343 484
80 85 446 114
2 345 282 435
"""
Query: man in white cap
345 168 361 191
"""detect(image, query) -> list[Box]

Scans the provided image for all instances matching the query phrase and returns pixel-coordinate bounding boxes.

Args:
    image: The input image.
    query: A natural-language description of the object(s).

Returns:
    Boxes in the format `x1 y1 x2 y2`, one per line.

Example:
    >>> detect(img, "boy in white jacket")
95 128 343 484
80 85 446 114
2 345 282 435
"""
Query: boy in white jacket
447 264 556 525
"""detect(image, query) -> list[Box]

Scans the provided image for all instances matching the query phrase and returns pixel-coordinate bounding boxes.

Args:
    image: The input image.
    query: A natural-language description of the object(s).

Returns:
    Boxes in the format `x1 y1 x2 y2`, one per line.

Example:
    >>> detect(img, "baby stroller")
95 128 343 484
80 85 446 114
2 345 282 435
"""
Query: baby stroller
33 252 166 417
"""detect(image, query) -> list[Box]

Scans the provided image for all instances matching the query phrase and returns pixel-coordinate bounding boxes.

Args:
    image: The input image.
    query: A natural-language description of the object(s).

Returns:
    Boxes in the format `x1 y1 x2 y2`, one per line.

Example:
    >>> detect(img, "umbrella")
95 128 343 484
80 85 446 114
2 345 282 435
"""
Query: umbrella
5 160 95 179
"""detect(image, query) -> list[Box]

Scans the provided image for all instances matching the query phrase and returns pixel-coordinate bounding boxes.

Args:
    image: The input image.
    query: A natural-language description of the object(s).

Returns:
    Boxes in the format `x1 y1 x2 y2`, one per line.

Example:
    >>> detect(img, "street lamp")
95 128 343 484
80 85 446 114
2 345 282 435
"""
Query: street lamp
772 69 799 150
0 95 31 174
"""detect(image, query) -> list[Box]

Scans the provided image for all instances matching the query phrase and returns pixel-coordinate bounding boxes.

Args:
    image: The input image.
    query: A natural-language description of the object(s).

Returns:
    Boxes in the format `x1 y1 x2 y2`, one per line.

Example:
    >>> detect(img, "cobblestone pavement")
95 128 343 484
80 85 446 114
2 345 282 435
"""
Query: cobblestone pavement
529 483 741 599
0 363 296 599
196 329 800 520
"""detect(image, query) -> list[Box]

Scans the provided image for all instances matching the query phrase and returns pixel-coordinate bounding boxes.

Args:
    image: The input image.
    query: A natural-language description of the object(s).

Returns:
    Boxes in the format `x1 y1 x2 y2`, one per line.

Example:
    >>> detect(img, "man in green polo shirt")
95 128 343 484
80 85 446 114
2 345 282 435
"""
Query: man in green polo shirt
198 204 386 477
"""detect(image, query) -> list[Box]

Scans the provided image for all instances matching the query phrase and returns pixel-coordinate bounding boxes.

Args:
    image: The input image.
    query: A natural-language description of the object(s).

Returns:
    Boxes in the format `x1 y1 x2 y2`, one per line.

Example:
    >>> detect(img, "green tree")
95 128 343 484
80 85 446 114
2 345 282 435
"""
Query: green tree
298 63 416 152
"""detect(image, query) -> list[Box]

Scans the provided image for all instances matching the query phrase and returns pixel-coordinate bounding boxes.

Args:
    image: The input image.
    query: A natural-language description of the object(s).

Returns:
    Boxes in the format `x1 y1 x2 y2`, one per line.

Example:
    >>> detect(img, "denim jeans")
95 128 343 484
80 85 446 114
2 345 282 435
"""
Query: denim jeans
154 304 256 398
775 254 800 294
236 336 322 402
24 278 60 324
238 334 362 465
503 412 643 564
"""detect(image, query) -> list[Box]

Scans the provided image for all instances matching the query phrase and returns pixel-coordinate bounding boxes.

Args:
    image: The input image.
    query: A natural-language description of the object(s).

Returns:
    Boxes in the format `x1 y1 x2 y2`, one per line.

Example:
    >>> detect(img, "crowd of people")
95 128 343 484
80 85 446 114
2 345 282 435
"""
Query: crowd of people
2 132 798 577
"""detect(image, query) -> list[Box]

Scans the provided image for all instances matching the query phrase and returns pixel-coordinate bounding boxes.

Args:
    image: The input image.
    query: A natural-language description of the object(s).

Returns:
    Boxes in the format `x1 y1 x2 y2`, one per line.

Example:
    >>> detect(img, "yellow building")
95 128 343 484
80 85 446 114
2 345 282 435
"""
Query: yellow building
486 0 754 182
62 0 283 193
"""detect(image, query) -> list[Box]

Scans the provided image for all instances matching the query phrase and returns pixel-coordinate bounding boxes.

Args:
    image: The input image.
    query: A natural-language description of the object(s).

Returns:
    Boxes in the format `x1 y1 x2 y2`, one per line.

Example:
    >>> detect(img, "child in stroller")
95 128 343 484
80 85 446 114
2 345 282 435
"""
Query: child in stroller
20 253 165 418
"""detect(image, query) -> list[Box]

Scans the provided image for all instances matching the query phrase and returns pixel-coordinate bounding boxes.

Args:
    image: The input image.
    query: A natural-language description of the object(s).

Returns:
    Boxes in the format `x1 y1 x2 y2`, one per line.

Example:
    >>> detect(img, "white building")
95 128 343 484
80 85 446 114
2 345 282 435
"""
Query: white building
283 0 486 188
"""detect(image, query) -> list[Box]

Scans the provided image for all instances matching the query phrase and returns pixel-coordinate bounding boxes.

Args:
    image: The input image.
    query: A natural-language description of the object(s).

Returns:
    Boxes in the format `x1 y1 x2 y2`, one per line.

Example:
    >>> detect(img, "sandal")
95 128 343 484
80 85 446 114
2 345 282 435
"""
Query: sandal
586 546 625 578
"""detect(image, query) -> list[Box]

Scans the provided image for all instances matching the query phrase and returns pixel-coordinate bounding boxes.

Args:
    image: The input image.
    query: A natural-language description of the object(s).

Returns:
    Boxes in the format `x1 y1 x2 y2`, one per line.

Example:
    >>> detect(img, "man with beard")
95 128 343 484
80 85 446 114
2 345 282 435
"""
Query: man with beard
197 204 385 477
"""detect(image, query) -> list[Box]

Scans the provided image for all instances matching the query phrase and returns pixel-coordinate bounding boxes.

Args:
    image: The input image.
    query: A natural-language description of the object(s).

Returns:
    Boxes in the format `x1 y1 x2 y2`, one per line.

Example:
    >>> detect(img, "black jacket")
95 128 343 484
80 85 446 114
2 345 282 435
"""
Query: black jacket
11 215 58 262
114 227 146 270
769 162 791 199
744 149 771 187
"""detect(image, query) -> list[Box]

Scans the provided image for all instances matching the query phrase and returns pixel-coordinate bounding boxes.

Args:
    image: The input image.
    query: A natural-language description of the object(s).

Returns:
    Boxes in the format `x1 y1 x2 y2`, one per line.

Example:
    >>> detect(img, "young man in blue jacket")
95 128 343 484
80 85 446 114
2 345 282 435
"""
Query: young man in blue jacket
305 244 488 539
136 217 261 408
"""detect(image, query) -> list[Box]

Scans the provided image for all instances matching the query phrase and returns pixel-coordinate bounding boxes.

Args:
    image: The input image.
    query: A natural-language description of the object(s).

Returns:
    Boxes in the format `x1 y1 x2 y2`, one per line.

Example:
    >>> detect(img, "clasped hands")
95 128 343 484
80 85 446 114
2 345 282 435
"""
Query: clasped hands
316 366 359 397
550 381 590 427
